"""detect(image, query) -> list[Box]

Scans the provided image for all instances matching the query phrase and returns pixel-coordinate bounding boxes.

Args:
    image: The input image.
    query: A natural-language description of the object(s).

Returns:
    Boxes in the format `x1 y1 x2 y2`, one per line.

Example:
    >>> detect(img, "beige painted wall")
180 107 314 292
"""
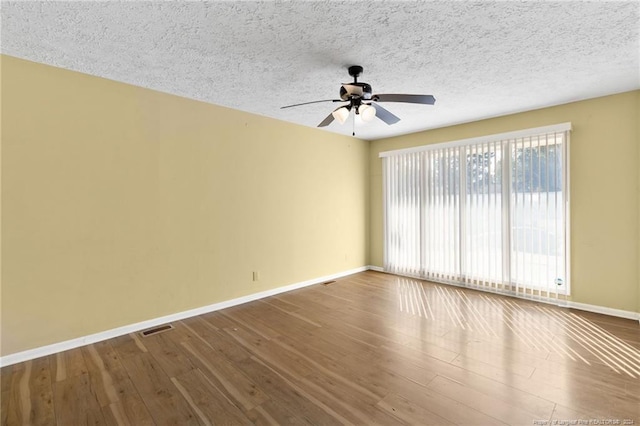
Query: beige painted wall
1 56 369 356
637 91 640 315
370 91 640 313
2 54 637 357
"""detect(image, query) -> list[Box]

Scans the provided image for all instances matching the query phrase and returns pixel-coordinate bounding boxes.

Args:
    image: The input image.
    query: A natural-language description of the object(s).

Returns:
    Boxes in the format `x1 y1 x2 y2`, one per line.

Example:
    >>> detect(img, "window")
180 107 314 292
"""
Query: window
381 123 570 301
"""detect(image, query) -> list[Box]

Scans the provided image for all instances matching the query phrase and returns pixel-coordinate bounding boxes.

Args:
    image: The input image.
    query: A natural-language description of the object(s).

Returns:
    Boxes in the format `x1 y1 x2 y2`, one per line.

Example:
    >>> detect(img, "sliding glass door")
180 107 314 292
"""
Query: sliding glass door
382 124 570 301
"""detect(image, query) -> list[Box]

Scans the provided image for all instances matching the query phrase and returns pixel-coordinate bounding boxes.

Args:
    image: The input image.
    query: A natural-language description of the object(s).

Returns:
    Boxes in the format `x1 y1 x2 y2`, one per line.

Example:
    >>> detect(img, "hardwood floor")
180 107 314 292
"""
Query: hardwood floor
2 271 639 425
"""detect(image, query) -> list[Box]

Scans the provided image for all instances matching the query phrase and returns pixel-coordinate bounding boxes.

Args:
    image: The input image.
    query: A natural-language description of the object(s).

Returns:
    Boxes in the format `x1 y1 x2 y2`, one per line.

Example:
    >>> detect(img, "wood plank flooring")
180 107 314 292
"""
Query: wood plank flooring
2 271 639 425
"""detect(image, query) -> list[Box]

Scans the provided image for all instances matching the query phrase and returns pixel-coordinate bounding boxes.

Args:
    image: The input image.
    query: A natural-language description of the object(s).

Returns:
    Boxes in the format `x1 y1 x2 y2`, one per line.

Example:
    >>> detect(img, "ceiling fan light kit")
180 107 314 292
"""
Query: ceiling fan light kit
332 106 351 124
281 65 436 133
359 104 376 122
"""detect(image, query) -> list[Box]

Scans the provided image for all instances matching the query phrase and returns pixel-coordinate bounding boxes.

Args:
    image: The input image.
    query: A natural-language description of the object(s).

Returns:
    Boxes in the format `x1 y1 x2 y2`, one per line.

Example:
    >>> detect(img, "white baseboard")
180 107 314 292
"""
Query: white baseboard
3 265 637 366
0 266 368 367
366 267 640 323
564 301 640 322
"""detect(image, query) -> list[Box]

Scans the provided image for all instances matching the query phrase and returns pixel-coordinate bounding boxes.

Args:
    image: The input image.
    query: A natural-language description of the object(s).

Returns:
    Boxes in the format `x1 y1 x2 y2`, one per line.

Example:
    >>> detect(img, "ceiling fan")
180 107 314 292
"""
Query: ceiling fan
281 65 436 131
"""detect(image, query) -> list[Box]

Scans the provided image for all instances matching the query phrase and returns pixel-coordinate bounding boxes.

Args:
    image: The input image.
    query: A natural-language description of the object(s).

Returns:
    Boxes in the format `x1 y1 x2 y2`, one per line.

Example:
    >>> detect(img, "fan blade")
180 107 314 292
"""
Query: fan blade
372 94 436 105
372 103 400 125
281 99 342 109
318 112 336 127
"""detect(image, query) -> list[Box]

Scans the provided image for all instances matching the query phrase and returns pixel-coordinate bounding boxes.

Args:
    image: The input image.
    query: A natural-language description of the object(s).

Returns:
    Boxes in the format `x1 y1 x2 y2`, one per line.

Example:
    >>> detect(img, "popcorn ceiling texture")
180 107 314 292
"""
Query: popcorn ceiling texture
2 1 639 140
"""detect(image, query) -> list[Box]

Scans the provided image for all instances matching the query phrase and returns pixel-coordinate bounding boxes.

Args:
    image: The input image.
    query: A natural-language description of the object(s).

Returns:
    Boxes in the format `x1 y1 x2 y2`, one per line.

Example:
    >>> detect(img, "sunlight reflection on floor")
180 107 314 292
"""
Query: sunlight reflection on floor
394 277 640 378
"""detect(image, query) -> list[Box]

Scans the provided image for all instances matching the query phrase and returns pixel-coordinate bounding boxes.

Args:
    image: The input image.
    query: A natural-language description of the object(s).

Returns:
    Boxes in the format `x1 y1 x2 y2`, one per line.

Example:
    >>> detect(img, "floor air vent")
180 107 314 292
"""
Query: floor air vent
322 280 336 286
140 324 174 337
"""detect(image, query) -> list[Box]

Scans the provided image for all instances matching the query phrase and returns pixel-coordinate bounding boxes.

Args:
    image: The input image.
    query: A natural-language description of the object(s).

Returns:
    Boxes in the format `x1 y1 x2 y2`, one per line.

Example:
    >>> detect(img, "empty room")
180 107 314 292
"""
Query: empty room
1 1 639 425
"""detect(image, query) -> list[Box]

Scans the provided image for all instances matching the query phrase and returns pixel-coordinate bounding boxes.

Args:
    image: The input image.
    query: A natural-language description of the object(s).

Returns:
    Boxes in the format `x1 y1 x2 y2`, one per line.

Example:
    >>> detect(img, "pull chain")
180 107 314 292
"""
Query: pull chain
352 113 356 136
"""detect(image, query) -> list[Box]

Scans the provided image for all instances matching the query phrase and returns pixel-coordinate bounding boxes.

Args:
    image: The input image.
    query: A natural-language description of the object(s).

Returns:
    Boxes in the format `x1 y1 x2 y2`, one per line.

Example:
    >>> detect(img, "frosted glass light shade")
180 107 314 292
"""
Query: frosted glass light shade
359 104 376 122
332 106 350 124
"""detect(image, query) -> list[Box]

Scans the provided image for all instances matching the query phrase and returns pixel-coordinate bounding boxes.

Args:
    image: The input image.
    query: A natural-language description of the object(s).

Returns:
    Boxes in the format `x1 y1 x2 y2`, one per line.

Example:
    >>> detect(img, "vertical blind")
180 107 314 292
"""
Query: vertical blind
381 123 570 301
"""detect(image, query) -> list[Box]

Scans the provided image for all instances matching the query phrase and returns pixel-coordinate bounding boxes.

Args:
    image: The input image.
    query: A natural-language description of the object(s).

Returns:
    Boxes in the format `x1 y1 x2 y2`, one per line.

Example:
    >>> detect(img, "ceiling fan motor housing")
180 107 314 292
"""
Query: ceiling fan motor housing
340 83 373 101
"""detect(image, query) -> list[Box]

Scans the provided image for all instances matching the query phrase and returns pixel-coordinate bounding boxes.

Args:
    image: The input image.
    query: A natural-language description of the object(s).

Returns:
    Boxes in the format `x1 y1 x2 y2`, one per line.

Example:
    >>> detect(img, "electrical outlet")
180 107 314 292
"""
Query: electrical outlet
252 271 260 282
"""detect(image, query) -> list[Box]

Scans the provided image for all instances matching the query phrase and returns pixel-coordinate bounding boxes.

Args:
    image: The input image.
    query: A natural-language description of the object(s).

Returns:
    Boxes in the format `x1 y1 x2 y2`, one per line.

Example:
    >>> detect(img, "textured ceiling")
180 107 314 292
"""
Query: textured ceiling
2 1 639 140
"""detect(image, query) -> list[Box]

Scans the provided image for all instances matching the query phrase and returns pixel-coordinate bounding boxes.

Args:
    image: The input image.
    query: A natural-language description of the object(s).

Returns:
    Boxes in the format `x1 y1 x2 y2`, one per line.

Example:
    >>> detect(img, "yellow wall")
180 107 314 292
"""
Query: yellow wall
2 54 638 358
637 91 640 315
1 55 369 356
370 91 640 313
